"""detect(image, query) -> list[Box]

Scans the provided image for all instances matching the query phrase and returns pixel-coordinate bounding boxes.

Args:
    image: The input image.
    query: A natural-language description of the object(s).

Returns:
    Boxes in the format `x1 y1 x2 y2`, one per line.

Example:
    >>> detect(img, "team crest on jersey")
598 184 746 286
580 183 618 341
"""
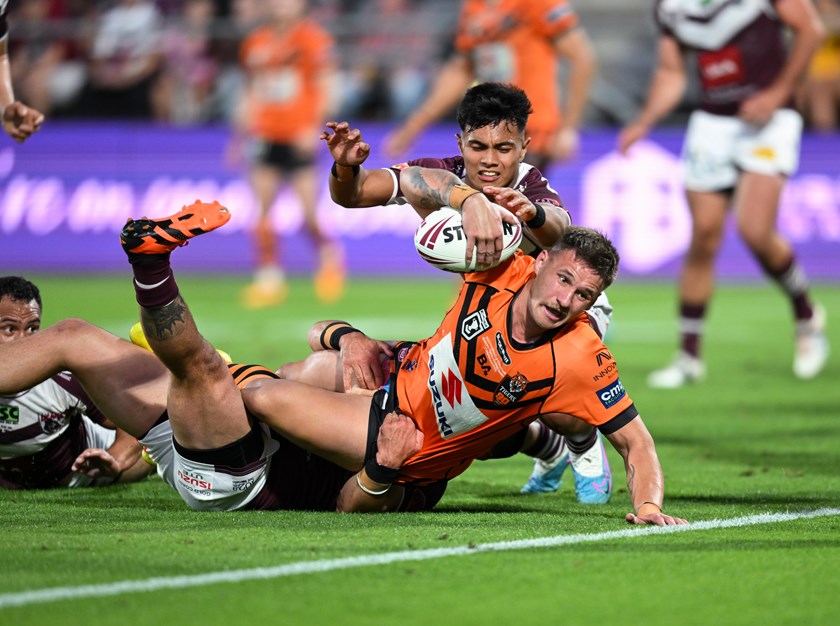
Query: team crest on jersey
494 373 528 406
495 332 511 365
461 309 490 341
40 412 68 434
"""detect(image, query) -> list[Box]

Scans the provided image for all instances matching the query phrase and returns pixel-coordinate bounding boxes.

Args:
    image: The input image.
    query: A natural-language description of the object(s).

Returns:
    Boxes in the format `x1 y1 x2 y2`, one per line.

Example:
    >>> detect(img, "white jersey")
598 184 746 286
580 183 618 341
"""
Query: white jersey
0 372 112 489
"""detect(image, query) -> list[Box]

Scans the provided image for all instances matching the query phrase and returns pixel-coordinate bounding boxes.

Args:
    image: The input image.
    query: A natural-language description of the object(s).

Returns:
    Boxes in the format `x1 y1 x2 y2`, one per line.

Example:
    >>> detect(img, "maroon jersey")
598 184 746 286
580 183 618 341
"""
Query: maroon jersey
655 0 789 115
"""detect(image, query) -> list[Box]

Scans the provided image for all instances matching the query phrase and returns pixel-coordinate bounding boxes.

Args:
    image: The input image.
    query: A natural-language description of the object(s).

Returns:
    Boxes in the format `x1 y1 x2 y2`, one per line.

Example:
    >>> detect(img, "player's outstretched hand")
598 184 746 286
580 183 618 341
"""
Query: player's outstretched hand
2 101 44 143
339 332 393 392
321 121 370 167
376 411 423 470
72 448 122 480
460 194 520 270
625 510 689 526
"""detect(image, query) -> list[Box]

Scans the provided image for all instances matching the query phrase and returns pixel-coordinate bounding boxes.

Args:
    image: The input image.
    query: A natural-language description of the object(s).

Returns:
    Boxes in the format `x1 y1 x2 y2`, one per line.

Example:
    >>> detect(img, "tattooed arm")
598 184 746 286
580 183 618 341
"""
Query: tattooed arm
401 166 519 270
606 417 688 526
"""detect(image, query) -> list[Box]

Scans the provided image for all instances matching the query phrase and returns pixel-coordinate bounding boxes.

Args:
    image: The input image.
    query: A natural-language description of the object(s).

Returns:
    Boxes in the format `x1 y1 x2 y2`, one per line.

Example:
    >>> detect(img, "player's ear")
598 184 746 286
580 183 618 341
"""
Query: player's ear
456 133 463 154
520 135 530 162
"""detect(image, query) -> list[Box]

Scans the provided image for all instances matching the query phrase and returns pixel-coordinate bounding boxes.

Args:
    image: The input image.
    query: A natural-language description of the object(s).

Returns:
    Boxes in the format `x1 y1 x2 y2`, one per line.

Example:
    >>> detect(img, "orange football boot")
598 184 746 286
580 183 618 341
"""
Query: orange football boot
121 200 231 260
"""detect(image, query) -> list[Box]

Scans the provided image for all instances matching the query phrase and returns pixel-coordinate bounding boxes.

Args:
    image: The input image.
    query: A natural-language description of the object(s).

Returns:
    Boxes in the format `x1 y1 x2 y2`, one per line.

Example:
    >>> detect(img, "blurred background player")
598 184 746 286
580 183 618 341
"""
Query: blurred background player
0 0 44 142
234 0 344 308
0 276 150 489
619 0 830 388
383 0 597 171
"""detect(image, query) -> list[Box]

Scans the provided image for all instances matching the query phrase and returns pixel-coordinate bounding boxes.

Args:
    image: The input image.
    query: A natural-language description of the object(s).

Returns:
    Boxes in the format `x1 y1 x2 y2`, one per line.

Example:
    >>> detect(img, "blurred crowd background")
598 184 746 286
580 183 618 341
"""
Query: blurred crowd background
11 0 840 131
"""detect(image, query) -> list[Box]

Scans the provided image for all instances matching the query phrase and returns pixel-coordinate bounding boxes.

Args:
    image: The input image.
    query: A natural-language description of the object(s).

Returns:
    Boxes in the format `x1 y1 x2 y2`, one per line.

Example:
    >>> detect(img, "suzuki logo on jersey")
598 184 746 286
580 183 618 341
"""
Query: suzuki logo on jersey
440 369 463 407
495 332 511 365
461 309 490 341
494 373 529 406
597 378 627 409
427 336 488 439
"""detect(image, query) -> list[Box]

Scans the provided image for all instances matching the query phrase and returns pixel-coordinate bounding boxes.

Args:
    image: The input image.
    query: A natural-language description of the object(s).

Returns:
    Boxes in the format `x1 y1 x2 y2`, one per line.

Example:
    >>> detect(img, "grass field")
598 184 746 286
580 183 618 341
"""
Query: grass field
2 273 839 625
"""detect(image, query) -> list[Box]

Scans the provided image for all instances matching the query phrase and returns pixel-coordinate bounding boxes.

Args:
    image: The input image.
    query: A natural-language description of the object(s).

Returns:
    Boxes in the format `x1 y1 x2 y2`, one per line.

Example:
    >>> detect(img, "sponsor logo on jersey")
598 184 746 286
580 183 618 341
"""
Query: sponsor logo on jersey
752 146 776 160
401 359 418 372
427 336 487 439
232 476 257 492
596 350 613 367
477 353 491 375
40 412 69 434
0 403 20 425
495 332 511 365
462 309 490 341
494 373 529 406
597 378 626 409
178 468 212 491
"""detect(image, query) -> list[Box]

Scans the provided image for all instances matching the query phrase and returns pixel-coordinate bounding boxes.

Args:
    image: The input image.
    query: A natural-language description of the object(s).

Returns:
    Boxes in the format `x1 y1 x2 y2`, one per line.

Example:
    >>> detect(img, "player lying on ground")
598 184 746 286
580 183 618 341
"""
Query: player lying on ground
0 203 435 512
322 81 616 503
0 275 151 489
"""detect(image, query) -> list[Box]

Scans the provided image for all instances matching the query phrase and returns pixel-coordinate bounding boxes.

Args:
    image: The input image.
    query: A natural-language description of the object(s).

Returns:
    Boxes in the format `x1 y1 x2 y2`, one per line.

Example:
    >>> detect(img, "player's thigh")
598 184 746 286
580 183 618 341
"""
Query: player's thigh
277 351 343 391
242 378 370 469
685 189 729 244
167 357 252 449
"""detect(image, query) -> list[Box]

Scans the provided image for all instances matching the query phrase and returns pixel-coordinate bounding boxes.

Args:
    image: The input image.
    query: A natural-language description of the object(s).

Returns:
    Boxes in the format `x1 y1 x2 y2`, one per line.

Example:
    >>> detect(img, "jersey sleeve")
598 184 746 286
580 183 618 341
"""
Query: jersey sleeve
546 328 637 430
524 0 579 39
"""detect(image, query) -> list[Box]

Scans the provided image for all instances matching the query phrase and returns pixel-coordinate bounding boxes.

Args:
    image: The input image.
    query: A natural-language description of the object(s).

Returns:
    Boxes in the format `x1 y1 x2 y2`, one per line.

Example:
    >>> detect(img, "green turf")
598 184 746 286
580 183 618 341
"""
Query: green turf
2 275 839 625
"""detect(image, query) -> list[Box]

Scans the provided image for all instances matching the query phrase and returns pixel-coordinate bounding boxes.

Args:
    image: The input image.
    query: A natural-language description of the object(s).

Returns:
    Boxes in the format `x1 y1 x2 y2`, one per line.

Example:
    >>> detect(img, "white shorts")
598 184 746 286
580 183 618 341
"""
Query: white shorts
139 419 280 512
65 416 118 488
681 109 802 192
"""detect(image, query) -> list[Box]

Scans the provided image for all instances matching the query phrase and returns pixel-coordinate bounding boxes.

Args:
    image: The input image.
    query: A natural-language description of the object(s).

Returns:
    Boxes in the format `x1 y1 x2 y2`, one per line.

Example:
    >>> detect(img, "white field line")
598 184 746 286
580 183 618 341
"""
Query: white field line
2 507 838 610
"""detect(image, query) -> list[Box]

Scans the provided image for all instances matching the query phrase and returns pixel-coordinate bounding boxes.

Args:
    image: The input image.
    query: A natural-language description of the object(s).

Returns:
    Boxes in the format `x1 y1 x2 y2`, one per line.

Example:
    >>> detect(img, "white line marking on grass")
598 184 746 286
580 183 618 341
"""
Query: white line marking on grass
2 507 838 610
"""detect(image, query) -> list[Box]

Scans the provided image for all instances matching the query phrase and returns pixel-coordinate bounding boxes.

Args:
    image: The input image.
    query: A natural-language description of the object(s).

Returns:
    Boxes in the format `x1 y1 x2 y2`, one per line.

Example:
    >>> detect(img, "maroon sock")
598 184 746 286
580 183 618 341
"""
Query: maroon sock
760 255 814 321
522 421 565 461
679 302 706 358
131 256 179 308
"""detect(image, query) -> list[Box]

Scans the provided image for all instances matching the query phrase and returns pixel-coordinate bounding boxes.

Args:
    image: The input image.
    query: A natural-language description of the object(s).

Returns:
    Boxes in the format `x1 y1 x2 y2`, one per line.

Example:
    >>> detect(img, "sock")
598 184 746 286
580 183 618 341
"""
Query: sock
521 421 565 461
678 302 706 358
566 428 597 455
761 255 814 322
131 255 179 308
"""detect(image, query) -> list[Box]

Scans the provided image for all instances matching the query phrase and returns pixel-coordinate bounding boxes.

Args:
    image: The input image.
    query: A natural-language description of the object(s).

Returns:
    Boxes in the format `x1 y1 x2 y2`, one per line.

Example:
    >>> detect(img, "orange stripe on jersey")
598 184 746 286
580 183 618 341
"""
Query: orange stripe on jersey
455 0 579 134
394 251 633 483
227 363 279 390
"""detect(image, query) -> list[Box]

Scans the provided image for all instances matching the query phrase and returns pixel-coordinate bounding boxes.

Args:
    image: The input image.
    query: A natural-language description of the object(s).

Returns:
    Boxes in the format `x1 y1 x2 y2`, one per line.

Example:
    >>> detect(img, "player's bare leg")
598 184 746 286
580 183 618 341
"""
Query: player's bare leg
243 164 288 308
734 171 828 379
648 190 728 388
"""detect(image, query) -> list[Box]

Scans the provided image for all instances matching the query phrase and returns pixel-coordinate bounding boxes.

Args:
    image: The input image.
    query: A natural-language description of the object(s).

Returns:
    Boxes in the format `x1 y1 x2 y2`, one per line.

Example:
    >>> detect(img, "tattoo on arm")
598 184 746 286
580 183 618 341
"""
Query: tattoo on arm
406 168 459 210
627 463 636 499
141 296 188 341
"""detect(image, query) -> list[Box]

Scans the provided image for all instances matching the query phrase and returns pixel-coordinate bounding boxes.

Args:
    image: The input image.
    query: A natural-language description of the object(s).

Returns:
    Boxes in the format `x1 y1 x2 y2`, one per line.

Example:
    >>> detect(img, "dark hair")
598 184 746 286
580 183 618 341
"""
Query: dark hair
550 227 620 290
0 276 42 309
456 82 533 134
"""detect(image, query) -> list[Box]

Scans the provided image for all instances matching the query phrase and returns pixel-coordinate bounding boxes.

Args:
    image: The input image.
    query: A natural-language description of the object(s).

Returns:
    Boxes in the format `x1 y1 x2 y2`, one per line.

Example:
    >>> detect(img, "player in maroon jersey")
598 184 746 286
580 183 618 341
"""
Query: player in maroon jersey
619 0 829 387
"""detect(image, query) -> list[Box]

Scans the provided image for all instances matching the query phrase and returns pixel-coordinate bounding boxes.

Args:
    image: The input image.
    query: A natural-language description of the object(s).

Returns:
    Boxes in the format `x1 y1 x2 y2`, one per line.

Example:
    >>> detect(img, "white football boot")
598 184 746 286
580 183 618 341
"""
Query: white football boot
794 304 829 380
647 352 706 389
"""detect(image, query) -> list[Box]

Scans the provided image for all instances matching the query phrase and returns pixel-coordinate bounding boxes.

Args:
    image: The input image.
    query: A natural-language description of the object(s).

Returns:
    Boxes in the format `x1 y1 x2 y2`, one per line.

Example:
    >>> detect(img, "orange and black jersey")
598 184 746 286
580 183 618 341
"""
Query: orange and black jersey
393 251 637 483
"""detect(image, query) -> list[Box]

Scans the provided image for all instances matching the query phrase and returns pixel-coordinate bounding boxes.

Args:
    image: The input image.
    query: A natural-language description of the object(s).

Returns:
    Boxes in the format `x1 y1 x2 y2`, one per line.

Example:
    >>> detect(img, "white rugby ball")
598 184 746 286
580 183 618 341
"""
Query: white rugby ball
414 207 522 273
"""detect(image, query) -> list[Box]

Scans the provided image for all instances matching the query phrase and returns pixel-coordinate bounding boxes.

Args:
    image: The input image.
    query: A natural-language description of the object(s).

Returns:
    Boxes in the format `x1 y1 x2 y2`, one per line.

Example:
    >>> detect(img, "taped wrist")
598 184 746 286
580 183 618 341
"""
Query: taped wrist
525 204 547 229
364 457 400 485
448 183 481 210
319 321 362 351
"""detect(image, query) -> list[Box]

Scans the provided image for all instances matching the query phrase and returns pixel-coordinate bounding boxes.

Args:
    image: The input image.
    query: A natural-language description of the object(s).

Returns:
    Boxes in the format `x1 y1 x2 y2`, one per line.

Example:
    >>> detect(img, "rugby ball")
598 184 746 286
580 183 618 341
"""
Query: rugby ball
414 208 522 273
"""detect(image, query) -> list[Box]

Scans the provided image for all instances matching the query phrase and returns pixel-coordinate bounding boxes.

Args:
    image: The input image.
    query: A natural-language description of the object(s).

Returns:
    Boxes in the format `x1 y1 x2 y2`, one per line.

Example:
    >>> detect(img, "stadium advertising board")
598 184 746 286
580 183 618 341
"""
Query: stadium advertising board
1 123 838 278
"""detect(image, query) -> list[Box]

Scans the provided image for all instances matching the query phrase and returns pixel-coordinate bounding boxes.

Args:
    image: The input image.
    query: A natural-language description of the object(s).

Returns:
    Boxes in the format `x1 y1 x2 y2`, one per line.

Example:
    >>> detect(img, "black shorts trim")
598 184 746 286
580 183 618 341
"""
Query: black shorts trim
173 422 264 467
249 139 315 171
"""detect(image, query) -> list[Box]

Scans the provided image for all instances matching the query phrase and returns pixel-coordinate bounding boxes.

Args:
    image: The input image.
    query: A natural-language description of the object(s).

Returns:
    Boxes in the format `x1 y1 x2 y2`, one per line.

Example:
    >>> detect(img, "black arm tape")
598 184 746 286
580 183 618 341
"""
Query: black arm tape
331 162 360 178
328 326 362 351
365 457 400 485
319 321 348 351
525 204 547 229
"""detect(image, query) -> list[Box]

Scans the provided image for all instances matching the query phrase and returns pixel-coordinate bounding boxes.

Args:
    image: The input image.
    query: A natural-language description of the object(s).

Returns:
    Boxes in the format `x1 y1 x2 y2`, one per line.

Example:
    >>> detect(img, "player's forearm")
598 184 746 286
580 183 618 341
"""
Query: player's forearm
558 32 598 130
0 40 15 110
401 55 474 134
634 65 686 129
522 203 570 249
105 429 143 479
336 474 405 512
771 15 826 100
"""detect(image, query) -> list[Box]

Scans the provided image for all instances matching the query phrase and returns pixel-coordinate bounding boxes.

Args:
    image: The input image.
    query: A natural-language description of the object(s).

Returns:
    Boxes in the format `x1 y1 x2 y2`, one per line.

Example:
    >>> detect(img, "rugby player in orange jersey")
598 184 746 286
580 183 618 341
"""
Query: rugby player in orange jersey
384 0 596 169
323 82 616 504
235 0 344 308
243 225 687 526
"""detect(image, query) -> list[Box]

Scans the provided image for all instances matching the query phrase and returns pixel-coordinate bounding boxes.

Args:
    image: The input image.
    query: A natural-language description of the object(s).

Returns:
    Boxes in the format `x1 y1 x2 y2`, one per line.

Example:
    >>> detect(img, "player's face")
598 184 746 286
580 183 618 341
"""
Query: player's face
0 296 41 344
525 249 603 334
457 122 530 190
